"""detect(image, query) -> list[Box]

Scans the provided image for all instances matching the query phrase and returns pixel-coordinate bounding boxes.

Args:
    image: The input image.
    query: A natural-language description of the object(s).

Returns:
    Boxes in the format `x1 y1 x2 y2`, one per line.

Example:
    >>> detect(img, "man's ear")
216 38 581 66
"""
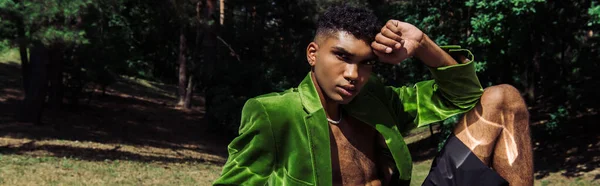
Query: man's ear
306 42 318 67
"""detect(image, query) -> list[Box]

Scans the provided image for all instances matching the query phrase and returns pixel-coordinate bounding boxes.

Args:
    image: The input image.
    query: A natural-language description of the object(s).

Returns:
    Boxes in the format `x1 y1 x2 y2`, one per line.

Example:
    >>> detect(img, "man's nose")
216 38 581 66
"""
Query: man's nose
343 63 359 81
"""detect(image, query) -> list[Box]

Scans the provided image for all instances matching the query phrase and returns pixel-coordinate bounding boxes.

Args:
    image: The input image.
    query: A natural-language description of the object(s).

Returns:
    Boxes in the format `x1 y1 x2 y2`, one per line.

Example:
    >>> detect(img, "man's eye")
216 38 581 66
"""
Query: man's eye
335 53 347 60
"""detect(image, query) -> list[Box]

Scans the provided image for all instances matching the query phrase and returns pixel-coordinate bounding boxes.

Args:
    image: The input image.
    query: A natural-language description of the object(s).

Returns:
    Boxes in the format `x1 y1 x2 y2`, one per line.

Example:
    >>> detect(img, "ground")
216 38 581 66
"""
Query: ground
1 49 598 185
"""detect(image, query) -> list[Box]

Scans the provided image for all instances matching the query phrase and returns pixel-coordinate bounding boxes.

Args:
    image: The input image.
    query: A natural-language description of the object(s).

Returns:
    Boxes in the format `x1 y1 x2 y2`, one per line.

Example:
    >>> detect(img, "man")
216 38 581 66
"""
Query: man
214 5 533 186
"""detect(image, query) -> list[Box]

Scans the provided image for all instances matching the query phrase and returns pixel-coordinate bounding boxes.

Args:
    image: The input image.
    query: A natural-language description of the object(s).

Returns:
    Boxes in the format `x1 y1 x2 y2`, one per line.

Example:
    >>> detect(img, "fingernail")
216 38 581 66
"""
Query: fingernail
395 43 401 49
385 47 392 53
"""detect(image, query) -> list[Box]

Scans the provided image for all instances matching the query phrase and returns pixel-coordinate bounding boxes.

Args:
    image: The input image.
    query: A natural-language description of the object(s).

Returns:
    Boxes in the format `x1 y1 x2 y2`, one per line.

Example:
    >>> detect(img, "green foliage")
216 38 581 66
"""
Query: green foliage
589 3 600 26
546 106 568 134
34 27 88 45
0 40 10 53
0 0 596 134
382 0 597 139
0 0 93 46
473 61 487 72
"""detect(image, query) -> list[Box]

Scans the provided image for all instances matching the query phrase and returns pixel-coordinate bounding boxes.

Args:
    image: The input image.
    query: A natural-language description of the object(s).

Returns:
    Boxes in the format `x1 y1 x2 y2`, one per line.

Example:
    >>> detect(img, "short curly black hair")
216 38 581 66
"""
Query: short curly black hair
316 5 380 43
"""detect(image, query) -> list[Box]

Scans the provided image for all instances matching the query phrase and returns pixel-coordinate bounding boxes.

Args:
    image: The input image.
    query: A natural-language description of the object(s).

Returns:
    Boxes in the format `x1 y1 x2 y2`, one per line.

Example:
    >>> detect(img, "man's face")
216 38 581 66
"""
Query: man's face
307 31 376 104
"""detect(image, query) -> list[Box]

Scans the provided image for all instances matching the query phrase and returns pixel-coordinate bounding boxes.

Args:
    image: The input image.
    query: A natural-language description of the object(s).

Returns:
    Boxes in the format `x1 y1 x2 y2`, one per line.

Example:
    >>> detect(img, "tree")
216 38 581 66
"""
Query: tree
1 0 92 124
377 0 599 136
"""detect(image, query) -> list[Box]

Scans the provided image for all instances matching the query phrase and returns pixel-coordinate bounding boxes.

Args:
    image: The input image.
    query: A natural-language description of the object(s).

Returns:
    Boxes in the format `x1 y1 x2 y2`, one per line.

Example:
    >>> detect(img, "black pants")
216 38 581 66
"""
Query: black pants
421 134 509 186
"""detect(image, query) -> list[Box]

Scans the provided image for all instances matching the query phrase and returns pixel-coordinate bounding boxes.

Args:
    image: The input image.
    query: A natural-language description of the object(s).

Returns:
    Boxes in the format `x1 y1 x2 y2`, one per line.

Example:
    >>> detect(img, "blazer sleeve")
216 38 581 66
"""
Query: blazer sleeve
389 46 484 132
213 98 276 185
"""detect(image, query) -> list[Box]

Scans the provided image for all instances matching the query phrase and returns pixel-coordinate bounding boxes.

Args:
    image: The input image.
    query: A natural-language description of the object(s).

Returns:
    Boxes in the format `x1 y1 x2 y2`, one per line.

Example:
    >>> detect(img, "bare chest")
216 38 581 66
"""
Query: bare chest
329 116 386 186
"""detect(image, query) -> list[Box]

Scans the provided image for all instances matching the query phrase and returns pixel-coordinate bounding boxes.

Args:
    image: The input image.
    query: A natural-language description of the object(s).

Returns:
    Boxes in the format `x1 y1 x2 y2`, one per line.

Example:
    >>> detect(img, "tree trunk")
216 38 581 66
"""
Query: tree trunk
184 75 194 109
202 0 218 118
219 0 225 25
47 45 64 110
524 30 541 105
69 48 82 106
194 1 204 91
525 50 540 105
177 27 188 107
67 15 85 107
19 43 49 125
16 17 30 94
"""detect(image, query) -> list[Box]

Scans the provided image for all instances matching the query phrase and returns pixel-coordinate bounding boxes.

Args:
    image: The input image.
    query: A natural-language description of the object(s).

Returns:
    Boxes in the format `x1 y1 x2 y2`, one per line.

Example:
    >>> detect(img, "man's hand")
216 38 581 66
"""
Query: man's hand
371 19 458 68
371 20 425 65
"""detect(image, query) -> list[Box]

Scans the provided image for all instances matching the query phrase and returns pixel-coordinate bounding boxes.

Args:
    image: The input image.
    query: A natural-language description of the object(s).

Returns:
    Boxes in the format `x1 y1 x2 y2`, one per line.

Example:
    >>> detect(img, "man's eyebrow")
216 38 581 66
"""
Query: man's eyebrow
331 46 355 57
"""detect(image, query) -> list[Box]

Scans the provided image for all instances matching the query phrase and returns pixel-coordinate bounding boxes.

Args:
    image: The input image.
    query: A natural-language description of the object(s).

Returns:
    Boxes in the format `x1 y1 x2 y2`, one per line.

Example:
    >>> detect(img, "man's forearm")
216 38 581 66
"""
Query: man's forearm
415 35 459 68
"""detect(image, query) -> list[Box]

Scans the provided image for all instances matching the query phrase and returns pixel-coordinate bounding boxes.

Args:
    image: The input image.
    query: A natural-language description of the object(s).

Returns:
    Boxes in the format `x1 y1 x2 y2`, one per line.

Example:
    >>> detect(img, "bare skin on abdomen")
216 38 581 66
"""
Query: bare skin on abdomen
330 115 389 186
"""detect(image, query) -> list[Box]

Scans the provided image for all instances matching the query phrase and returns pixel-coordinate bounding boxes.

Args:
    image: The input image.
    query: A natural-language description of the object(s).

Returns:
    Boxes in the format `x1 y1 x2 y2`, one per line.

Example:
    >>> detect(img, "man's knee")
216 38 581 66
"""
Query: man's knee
480 84 528 113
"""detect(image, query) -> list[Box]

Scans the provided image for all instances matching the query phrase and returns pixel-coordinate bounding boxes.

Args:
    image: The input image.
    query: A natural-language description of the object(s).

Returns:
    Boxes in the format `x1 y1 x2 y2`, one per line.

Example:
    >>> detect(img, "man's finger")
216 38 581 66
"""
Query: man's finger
375 33 402 49
373 50 402 65
395 21 414 34
381 27 403 43
385 20 401 34
373 50 386 58
371 41 393 54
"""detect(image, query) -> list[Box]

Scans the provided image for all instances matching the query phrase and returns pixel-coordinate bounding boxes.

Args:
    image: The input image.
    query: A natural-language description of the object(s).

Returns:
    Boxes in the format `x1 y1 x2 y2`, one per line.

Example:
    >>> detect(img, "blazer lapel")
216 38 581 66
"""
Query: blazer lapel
298 73 332 185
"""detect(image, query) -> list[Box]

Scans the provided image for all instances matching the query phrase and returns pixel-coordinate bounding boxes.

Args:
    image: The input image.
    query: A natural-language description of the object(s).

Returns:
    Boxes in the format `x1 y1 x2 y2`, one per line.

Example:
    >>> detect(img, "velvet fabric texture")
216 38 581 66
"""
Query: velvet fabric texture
214 46 484 186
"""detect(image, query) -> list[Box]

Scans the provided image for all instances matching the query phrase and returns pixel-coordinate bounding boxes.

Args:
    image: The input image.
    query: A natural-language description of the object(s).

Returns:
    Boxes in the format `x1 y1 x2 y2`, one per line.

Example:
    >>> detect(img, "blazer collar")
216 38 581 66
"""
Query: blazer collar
297 72 380 119
298 72 323 114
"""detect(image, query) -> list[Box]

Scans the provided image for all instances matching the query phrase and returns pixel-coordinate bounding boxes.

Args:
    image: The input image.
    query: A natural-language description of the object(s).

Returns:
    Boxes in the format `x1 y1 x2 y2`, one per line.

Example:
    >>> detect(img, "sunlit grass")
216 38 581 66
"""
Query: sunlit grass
0 48 21 64
535 171 599 186
410 159 433 186
0 136 225 186
0 153 222 186
118 75 178 99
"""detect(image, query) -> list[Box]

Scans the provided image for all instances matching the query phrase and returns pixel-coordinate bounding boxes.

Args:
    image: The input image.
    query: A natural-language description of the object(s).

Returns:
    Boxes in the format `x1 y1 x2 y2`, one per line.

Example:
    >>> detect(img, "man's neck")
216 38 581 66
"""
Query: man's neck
323 98 340 121
310 72 341 121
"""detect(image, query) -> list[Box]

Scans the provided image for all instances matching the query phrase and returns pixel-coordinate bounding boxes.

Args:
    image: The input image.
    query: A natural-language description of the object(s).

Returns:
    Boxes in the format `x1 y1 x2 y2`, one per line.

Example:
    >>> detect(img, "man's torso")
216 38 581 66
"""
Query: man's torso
228 74 415 185
329 114 394 186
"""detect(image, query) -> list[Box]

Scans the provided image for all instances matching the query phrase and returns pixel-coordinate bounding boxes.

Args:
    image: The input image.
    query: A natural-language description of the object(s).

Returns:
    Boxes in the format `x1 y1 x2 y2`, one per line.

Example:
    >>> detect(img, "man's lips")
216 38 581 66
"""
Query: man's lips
337 85 356 97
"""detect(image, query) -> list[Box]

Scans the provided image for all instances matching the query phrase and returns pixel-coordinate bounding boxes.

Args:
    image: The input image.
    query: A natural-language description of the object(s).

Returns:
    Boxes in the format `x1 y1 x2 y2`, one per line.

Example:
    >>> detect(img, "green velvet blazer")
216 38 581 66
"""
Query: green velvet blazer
214 46 483 186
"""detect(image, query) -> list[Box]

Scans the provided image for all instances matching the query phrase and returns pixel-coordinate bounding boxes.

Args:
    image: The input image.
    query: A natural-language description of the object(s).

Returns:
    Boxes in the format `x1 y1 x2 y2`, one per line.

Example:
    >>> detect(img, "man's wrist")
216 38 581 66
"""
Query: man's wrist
414 35 458 68
415 34 432 59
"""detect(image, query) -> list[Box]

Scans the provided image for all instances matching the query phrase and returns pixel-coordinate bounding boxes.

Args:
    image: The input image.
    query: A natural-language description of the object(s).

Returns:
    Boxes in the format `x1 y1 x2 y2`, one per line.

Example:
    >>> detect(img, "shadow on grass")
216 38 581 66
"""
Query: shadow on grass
0 63 230 164
407 129 441 163
0 141 224 165
0 62 23 101
532 111 600 179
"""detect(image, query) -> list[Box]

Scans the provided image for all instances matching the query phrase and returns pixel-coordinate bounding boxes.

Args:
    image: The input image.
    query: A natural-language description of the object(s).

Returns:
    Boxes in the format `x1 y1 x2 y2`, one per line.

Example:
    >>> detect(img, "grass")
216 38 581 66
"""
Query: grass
0 48 21 64
114 75 179 101
0 153 222 185
0 48 223 185
0 136 226 185
411 159 434 186
536 171 599 186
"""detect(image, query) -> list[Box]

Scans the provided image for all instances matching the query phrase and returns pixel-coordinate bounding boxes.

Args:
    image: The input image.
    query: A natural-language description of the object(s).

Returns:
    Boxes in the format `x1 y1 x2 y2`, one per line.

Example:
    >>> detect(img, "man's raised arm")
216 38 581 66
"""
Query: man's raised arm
371 20 483 130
